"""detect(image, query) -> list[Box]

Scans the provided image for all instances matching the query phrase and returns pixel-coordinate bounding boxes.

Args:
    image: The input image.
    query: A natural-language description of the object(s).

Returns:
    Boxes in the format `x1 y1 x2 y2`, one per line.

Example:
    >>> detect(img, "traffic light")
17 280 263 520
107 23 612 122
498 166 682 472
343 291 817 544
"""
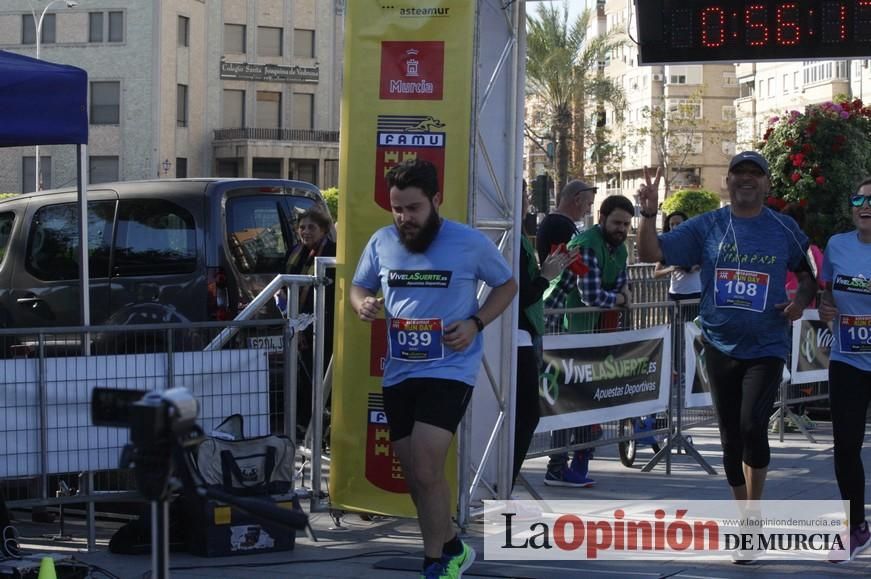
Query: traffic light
532 174 549 213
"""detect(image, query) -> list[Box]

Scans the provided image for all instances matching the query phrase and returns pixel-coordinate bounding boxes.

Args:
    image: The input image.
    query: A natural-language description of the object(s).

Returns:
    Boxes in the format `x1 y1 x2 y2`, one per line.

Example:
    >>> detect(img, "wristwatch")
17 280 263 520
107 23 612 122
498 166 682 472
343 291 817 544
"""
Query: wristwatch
469 315 485 332
640 209 658 218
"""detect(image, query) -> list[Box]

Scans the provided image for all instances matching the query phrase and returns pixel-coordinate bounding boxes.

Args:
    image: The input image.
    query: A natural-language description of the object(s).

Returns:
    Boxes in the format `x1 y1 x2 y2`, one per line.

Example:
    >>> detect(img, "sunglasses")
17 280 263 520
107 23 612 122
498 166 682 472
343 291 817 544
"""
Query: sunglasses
850 195 871 208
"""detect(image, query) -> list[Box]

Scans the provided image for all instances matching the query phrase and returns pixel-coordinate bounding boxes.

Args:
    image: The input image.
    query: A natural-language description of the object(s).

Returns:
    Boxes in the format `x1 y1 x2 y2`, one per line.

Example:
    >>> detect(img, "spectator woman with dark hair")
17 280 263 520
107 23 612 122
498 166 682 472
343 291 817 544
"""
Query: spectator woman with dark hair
513 189 576 490
278 208 336 439
653 211 701 301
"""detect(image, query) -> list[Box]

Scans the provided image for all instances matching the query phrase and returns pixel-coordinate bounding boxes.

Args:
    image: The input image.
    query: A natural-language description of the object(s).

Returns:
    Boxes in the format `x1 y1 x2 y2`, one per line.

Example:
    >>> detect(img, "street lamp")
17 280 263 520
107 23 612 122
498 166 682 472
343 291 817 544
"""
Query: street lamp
31 0 78 191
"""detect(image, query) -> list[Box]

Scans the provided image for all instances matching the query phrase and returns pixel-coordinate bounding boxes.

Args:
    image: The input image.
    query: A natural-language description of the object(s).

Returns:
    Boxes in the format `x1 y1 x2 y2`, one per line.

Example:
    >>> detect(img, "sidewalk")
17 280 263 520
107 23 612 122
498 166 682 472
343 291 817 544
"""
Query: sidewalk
10 421 870 578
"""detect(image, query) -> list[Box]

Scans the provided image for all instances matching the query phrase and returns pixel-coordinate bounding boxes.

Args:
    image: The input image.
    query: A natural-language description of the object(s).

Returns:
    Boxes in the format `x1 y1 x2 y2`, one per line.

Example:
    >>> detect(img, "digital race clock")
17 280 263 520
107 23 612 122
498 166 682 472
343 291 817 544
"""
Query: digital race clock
636 0 871 64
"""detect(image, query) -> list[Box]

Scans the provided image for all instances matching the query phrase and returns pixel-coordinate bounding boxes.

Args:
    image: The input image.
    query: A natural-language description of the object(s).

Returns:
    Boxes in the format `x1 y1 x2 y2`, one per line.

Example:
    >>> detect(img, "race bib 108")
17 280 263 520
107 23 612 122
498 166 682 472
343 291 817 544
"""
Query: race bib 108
714 268 770 312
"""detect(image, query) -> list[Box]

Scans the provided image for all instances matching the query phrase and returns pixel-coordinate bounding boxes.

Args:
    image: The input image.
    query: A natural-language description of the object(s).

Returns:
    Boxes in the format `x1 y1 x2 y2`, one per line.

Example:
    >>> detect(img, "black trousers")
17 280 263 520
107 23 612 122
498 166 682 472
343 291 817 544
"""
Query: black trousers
705 346 783 487
514 345 541 488
829 360 871 527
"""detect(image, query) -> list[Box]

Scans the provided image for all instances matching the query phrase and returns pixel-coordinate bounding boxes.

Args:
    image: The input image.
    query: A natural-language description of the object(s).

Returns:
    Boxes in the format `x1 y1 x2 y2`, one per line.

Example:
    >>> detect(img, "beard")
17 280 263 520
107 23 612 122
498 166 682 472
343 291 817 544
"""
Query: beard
396 206 441 253
604 228 626 247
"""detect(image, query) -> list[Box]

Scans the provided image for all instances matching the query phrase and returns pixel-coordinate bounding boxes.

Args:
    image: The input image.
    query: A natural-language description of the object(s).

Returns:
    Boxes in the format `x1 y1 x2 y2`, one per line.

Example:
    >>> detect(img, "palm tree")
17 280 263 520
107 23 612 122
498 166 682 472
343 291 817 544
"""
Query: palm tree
526 2 626 193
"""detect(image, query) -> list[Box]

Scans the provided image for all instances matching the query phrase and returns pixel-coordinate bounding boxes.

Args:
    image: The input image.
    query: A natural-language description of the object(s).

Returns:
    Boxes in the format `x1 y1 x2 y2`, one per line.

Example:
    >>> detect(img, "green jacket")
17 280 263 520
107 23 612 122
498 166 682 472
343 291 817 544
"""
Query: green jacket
544 225 627 333
520 235 545 336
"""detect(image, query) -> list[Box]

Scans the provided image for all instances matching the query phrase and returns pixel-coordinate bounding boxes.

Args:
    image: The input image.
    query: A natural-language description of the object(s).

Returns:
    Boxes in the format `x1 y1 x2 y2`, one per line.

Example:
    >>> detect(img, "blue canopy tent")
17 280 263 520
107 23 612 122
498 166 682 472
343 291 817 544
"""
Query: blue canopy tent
0 50 92 328
0 50 88 146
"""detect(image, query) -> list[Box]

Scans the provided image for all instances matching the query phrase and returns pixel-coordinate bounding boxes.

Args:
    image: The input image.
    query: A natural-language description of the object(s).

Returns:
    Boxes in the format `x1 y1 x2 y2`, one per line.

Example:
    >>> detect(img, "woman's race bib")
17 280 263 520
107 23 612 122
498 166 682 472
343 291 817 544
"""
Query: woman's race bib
714 268 769 312
388 318 444 361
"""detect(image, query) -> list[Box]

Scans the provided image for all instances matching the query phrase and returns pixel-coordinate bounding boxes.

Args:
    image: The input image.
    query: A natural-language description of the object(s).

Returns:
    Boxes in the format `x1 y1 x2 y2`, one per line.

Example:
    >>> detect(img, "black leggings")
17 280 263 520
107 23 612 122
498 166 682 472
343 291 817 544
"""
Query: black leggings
705 346 783 487
829 361 871 527
513 346 541 488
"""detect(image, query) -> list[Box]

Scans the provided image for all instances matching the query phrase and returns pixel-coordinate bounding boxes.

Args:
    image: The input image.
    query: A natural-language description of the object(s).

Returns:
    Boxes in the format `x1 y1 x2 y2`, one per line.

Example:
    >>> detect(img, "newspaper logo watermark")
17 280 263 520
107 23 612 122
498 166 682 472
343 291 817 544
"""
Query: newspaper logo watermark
483 500 849 561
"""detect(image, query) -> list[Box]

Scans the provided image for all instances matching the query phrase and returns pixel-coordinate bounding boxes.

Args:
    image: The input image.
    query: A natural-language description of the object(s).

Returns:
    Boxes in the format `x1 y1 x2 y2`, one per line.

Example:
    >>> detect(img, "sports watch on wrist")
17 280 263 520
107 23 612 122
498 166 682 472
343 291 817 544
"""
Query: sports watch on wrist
469 315 485 332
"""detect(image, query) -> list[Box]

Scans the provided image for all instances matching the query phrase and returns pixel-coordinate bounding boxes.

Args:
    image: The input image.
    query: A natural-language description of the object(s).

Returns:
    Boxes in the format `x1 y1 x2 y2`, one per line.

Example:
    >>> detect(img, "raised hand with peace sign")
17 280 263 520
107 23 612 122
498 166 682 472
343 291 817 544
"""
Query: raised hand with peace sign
635 166 664 263
637 166 662 217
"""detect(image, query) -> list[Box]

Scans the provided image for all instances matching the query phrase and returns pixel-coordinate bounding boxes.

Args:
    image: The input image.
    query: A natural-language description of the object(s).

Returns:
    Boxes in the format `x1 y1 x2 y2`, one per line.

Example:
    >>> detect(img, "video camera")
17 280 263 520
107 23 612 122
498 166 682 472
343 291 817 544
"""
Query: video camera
91 387 197 433
92 387 198 501
90 387 309 578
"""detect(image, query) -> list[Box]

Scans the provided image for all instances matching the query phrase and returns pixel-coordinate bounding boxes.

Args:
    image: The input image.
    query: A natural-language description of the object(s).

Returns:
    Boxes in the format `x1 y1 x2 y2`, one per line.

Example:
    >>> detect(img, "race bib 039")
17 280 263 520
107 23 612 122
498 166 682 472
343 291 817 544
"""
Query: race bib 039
388 318 444 361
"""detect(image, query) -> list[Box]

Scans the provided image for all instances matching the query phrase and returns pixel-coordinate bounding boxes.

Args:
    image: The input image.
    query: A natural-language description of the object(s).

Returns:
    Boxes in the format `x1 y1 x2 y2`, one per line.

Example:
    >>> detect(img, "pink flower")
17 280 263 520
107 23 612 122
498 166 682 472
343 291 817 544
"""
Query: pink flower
815 176 826 185
791 172 802 183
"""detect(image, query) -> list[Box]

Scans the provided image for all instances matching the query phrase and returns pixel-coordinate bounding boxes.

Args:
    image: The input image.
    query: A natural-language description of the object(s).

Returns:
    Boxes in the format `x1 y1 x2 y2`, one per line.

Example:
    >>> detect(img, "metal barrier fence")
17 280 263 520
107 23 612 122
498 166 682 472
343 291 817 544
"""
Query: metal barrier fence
0 273 331 549
627 263 669 304
0 319 288 498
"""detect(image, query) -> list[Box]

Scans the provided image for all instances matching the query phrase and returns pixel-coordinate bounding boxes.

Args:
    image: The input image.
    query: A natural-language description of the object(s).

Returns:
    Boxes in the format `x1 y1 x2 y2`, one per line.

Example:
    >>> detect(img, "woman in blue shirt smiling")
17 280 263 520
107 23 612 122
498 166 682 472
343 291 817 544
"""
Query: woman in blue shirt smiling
819 177 871 563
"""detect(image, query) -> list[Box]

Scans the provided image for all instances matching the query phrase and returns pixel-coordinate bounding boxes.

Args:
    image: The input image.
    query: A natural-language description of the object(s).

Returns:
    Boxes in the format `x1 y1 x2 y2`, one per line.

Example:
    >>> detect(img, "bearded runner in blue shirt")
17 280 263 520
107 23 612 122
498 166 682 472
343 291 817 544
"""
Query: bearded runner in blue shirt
635 151 817 564
351 160 516 579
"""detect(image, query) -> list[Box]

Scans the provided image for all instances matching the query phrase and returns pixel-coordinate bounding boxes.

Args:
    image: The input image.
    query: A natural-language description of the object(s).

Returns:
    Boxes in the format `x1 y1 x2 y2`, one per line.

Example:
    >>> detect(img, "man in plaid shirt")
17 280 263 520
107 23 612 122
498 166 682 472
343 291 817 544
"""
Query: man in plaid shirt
540 195 634 487
544 195 634 334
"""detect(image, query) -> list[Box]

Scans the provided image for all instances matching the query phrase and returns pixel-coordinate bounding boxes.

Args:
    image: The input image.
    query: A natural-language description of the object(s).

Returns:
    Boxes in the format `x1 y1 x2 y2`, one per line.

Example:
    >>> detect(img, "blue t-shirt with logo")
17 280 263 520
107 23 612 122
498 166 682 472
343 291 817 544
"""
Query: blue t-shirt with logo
353 219 513 387
659 206 809 360
821 231 871 372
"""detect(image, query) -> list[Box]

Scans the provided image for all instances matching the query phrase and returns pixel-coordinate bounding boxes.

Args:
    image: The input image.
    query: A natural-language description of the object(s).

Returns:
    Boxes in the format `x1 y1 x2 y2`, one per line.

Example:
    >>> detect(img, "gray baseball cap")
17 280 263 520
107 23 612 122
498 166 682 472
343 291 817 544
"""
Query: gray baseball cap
728 151 770 177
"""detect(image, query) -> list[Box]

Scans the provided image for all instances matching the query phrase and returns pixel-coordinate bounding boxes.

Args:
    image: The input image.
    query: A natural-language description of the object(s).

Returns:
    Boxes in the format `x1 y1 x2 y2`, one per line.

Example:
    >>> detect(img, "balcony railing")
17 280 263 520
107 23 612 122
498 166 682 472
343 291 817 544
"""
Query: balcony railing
214 128 340 143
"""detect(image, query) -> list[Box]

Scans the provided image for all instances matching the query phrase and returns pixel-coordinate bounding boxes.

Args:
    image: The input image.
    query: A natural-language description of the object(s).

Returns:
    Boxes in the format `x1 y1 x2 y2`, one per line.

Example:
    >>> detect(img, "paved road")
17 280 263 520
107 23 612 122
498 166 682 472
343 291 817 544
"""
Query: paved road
9 422 870 578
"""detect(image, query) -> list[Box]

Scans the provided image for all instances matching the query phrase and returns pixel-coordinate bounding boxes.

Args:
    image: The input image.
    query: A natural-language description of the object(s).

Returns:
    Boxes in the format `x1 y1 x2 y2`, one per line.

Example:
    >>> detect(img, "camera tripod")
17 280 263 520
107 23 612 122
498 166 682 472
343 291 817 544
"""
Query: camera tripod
113 389 310 579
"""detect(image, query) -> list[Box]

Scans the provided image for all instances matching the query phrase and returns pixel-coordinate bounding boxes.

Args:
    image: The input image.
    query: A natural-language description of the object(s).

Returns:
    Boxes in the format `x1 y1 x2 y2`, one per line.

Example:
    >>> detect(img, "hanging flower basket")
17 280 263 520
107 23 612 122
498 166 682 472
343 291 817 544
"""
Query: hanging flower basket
760 98 871 246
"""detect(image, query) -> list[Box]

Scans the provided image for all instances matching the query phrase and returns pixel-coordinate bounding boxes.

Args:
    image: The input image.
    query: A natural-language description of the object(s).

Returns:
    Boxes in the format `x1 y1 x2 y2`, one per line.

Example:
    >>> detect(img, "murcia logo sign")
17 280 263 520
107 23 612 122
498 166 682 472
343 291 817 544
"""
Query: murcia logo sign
374 115 446 210
380 41 444 100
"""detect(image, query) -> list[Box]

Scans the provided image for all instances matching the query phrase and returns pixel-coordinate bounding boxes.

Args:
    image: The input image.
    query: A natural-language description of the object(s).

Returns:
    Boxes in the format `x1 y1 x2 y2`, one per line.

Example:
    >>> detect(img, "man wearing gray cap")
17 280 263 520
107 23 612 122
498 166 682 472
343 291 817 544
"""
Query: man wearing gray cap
635 152 818 563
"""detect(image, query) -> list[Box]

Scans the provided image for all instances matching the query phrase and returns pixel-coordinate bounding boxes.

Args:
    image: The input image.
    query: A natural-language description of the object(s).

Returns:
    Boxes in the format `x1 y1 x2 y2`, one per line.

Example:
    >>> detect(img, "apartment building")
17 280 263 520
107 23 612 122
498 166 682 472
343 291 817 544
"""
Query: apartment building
0 0 343 194
602 0 737 202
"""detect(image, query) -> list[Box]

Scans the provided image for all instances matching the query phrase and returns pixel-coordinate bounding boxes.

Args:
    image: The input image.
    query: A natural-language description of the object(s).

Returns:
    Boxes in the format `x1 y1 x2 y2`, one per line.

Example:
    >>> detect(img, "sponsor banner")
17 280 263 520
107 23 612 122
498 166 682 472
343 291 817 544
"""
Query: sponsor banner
683 322 713 409
483 500 848 561
331 0 475 516
536 326 670 432
790 309 832 385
